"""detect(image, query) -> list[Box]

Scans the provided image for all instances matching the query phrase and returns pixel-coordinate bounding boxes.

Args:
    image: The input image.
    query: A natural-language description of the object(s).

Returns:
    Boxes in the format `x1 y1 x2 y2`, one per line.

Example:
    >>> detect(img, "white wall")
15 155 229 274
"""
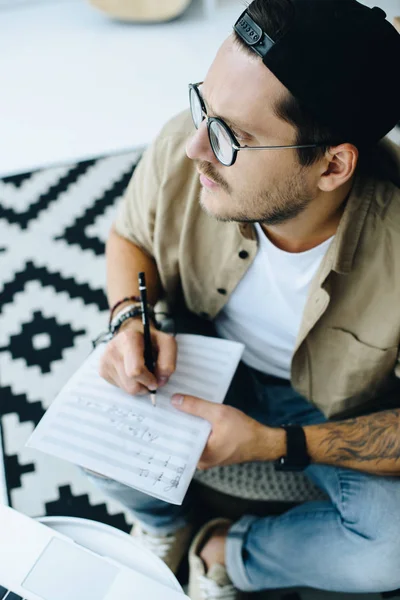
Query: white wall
0 0 243 176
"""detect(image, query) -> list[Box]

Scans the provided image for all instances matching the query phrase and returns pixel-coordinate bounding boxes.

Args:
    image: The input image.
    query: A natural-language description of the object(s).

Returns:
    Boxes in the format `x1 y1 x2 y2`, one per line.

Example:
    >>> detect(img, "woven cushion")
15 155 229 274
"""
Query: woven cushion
194 461 326 502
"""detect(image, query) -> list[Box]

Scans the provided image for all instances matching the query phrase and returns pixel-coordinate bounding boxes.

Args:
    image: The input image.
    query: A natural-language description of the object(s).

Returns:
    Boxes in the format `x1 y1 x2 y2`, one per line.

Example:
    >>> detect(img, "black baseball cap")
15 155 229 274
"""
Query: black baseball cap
234 0 400 145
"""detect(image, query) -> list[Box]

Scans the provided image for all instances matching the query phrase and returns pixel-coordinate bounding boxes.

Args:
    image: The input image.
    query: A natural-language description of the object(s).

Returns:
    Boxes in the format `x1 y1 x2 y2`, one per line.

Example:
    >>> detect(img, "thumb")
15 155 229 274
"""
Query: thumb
171 394 216 420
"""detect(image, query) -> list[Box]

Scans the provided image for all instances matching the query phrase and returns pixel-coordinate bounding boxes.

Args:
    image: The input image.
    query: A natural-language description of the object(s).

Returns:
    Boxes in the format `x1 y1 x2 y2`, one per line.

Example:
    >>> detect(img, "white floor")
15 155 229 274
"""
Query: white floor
0 0 399 177
0 0 244 177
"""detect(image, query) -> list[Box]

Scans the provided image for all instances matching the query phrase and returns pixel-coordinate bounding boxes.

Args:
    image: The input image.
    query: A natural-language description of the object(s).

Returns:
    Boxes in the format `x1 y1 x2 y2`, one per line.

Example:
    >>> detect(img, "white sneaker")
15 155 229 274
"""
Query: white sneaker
131 521 193 575
188 519 244 600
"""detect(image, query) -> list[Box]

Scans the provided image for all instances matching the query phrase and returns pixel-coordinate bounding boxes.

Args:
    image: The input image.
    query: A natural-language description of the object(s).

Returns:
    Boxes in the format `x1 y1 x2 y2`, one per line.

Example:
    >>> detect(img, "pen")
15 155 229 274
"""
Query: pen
138 272 156 407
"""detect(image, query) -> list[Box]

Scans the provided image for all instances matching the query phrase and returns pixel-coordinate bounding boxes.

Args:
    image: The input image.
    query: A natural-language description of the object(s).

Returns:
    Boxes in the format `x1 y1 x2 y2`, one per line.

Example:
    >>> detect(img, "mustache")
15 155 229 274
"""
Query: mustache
197 161 230 192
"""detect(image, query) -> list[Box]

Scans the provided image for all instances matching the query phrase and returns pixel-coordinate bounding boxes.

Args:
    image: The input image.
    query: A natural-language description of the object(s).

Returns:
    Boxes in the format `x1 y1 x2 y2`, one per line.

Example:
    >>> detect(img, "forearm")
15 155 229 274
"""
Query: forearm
258 408 400 476
106 226 161 312
304 409 400 475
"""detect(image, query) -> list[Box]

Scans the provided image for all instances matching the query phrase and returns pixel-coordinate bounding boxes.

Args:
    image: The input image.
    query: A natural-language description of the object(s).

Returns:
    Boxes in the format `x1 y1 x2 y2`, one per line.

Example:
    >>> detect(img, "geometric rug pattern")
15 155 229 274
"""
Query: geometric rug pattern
0 150 143 531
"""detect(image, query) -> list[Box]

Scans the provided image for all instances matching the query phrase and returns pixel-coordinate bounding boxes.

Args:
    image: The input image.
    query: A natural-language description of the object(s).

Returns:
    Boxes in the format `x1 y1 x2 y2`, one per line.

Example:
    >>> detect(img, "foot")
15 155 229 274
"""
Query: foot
131 521 193 575
188 518 244 599
200 524 229 570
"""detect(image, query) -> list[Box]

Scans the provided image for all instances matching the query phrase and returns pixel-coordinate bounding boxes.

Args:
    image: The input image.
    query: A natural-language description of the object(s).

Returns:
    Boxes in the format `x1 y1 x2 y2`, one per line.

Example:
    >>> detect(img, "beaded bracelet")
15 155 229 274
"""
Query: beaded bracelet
91 307 144 350
110 305 160 337
109 295 141 326
111 302 141 325
92 305 161 349
110 306 144 336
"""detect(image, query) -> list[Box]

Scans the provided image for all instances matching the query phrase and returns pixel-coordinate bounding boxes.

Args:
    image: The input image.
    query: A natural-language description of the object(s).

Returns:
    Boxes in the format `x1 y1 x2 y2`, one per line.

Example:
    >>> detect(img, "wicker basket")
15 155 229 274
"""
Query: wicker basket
87 0 192 22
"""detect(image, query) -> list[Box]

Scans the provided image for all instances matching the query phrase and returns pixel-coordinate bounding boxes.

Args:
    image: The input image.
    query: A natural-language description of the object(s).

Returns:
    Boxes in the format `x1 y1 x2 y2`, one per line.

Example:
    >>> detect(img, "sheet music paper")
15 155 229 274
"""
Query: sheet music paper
26 334 244 504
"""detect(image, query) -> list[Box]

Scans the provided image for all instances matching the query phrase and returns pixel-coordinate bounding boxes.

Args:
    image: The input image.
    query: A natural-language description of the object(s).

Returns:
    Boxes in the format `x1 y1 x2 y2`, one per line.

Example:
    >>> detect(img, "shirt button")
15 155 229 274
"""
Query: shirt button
238 250 249 259
217 288 227 295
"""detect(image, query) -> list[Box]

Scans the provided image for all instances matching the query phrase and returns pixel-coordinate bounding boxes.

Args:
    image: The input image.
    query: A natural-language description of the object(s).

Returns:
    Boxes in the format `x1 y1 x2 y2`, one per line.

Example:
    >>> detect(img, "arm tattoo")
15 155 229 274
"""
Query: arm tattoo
315 409 400 465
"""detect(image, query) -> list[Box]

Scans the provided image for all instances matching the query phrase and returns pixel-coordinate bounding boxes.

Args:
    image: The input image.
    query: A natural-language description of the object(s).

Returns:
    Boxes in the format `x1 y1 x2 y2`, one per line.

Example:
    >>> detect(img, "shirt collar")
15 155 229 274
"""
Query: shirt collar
331 171 375 275
238 222 257 241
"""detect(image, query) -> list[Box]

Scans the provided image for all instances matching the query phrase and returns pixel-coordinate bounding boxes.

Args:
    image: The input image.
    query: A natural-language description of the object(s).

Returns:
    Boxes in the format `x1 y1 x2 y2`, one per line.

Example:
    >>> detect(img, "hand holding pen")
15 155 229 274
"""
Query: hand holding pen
97 277 177 401
138 272 157 407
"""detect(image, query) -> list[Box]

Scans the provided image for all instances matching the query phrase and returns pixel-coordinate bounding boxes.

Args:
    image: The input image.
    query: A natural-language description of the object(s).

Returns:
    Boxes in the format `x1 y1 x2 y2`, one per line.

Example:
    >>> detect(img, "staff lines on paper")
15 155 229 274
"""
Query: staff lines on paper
53 421 187 473
54 413 193 462
86 339 232 376
178 340 235 359
77 371 216 404
76 375 215 407
27 335 244 505
41 435 187 493
64 402 198 449
63 406 192 450
175 361 223 385
177 353 230 376
87 349 230 377
73 378 127 398
68 392 201 437
171 367 220 395
159 378 216 400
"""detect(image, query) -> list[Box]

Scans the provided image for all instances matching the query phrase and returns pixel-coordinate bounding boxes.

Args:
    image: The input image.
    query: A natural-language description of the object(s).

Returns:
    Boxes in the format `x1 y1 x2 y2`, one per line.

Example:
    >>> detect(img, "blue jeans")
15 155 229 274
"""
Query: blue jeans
87 325 400 593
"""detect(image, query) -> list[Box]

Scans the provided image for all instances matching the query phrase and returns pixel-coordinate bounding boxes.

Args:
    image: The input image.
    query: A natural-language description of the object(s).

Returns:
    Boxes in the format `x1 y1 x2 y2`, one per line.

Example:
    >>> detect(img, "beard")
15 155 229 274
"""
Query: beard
197 160 316 226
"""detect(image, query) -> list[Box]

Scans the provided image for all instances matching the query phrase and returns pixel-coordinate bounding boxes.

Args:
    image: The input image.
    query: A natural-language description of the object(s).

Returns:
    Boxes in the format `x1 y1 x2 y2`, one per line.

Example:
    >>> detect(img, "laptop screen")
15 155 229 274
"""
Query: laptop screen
21 538 118 600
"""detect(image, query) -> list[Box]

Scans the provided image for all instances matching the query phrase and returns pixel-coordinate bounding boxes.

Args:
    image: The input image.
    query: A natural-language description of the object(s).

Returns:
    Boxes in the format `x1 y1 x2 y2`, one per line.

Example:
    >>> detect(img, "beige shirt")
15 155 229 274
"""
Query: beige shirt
114 111 400 418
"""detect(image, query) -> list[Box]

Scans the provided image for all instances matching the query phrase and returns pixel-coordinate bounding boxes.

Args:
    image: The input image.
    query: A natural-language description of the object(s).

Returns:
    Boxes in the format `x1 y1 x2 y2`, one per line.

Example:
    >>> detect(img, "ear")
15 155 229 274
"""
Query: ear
317 143 358 193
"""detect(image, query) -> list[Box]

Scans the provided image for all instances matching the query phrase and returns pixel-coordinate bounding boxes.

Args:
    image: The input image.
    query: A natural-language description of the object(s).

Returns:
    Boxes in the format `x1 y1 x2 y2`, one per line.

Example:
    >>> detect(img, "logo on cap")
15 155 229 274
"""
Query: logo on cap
238 17 261 43
234 10 275 58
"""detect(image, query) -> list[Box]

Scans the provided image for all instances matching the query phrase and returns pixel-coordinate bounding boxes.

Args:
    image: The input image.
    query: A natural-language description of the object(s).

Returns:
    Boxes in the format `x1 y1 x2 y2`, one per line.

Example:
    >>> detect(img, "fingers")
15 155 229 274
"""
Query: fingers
121 330 158 390
115 357 150 396
98 322 178 397
98 327 156 396
171 394 221 422
154 331 177 386
99 344 149 396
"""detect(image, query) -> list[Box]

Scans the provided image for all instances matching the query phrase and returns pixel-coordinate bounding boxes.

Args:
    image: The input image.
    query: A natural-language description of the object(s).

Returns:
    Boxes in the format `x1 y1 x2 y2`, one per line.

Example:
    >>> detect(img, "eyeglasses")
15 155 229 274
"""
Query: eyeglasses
189 82 323 167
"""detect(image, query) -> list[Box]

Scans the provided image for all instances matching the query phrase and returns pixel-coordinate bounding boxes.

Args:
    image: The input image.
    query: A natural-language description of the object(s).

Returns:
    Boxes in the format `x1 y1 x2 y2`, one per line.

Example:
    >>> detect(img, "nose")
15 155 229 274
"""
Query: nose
186 120 218 164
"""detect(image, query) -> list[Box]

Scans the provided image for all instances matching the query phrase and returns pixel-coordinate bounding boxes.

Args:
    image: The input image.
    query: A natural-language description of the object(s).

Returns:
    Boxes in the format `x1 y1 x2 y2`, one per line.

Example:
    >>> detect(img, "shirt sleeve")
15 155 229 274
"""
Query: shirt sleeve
113 136 163 257
395 351 400 380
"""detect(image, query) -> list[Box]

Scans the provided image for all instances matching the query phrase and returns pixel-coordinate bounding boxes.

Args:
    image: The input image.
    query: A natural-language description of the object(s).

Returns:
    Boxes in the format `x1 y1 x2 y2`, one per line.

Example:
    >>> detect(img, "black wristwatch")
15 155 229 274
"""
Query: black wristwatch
274 425 311 471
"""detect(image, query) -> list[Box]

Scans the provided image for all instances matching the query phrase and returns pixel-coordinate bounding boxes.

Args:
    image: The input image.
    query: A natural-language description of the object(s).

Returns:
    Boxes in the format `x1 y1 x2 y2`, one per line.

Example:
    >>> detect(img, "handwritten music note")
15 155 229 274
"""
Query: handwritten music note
26 334 244 504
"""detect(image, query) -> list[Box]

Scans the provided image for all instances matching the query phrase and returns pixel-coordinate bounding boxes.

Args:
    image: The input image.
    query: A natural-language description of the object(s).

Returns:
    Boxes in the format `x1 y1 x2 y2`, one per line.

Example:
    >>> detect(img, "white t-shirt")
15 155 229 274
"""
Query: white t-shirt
215 223 334 380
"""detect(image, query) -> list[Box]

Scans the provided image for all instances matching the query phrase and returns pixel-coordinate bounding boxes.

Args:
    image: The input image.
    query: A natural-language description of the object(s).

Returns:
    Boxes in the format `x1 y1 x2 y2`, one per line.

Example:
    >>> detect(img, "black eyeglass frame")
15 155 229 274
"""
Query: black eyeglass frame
189 82 328 167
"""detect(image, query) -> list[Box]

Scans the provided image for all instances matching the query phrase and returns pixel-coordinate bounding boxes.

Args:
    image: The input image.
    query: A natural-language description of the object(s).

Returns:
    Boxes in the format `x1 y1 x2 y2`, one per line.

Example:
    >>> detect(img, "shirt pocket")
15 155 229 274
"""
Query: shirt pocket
322 327 398 400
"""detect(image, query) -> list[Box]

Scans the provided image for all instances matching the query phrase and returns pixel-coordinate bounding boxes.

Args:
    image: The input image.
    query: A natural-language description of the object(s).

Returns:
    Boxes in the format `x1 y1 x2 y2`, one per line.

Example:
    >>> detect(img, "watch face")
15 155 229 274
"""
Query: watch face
274 456 310 472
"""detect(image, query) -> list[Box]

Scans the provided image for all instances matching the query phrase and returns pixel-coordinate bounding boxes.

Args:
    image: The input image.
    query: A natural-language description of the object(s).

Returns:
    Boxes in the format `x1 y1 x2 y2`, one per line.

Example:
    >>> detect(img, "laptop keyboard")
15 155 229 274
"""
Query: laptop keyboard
0 586 26 600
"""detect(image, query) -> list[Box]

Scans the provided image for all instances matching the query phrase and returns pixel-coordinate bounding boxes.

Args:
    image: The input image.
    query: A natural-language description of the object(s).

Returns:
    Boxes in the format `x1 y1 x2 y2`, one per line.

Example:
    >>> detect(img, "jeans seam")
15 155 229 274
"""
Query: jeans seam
269 506 336 525
336 470 353 521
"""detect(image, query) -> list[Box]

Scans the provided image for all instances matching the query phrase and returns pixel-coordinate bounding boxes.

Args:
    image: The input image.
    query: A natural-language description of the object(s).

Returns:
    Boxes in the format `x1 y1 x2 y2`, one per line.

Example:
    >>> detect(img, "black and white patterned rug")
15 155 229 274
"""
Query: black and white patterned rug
0 150 144 531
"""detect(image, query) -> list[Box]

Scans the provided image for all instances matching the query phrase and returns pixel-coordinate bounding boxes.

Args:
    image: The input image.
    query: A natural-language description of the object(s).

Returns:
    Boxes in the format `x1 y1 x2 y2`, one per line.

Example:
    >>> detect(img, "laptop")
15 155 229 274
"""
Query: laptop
0 505 188 600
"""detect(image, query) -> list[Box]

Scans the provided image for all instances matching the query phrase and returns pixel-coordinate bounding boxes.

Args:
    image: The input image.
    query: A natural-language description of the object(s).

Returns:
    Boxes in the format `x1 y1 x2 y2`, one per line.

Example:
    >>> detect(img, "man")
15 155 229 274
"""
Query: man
87 1 400 598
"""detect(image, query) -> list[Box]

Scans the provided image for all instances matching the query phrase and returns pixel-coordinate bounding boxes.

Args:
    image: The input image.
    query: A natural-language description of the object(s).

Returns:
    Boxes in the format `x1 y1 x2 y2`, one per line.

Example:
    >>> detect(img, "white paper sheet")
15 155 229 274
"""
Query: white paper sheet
26 334 244 504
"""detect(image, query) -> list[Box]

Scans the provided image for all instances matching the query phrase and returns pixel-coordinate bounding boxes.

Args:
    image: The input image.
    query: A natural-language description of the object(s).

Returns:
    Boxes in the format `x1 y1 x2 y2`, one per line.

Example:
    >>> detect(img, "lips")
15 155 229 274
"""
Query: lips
199 173 219 189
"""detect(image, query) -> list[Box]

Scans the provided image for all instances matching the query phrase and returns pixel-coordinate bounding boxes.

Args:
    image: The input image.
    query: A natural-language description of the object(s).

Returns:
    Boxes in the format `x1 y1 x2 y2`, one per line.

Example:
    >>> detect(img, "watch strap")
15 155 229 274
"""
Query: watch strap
274 424 311 471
